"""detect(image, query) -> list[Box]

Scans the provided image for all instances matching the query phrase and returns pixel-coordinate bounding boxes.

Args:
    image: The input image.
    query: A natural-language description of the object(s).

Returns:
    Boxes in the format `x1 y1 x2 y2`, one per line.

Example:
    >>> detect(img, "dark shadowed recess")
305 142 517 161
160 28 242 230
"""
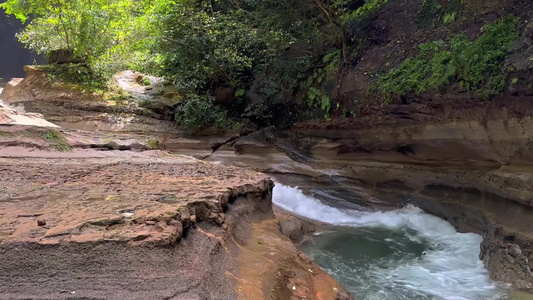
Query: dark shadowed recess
0 11 45 83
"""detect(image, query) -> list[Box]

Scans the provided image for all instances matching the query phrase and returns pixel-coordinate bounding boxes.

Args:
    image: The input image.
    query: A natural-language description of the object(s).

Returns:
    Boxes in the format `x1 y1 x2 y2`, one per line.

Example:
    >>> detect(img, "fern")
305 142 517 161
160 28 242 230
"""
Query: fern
379 16 520 100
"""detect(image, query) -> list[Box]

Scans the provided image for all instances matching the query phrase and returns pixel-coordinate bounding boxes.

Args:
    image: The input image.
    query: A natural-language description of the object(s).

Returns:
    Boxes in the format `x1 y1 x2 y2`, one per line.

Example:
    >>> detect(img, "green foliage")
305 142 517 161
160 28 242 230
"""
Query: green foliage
343 0 389 23
242 102 274 126
307 87 332 118
235 89 246 98
136 75 152 86
417 0 464 28
379 16 520 100
259 55 313 102
43 130 72 152
443 12 457 24
157 0 354 94
160 3 255 90
42 64 107 92
300 49 340 117
1 0 171 75
417 0 441 27
174 95 232 130
159 0 389 100
146 138 161 150
3 0 394 123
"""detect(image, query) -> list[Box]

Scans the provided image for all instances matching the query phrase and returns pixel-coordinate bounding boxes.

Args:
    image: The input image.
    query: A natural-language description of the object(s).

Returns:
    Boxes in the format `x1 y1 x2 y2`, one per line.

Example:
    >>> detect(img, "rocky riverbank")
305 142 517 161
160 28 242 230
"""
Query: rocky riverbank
201 97 533 291
4 65 533 294
0 116 351 299
197 102 533 291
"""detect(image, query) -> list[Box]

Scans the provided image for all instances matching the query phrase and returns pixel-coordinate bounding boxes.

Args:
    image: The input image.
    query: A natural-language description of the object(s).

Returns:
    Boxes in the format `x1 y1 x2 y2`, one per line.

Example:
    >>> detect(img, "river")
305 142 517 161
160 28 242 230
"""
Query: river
272 182 527 300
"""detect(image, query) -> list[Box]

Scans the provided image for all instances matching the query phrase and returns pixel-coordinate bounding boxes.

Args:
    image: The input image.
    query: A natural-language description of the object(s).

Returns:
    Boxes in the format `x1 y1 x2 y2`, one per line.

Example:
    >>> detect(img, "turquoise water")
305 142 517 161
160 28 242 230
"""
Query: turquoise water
273 183 519 300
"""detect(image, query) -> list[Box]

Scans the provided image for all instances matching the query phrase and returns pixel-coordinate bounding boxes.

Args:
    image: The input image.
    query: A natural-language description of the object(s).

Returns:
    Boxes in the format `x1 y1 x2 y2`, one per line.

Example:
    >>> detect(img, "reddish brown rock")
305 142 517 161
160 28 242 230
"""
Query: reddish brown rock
0 135 353 299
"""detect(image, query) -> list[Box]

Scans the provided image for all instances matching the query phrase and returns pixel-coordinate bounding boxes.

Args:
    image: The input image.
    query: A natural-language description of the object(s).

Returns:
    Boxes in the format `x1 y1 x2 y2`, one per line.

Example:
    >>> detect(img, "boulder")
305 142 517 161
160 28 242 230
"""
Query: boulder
1 77 24 100
280 216 304 242
47 49 82 64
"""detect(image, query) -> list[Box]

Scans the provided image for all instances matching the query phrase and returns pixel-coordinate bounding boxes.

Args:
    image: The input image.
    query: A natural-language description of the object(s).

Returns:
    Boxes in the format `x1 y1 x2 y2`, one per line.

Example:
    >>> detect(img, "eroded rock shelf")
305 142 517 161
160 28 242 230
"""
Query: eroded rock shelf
0 125 351 299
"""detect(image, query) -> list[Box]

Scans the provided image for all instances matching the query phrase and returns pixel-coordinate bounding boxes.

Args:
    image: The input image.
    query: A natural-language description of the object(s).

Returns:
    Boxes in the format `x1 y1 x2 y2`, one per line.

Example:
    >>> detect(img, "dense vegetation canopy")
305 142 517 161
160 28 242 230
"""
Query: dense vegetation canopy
1 0 523 129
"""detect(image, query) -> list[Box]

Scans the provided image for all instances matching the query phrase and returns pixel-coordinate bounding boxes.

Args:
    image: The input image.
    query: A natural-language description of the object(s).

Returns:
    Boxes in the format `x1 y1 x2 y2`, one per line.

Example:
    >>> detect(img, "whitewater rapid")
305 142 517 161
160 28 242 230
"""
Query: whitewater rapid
273 184 508 300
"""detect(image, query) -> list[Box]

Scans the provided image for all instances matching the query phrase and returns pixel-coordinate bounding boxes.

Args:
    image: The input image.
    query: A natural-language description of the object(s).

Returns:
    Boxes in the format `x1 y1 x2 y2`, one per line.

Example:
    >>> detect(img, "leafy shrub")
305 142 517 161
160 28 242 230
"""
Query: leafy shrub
242 102 274 126
174 95 231 130
259 55 313 102
136 76 151 86
1 0 171 76
379 16 520 100
417 0 463 28
159 1 298 92
417 0 441 27
43 63 107 92
443 12 457 24
160 0 391 102
344 0 389 23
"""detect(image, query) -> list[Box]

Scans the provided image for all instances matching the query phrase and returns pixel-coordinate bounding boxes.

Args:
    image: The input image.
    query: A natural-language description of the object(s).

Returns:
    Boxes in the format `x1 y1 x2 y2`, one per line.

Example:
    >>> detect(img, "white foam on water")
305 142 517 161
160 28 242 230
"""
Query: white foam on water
273 183 508 300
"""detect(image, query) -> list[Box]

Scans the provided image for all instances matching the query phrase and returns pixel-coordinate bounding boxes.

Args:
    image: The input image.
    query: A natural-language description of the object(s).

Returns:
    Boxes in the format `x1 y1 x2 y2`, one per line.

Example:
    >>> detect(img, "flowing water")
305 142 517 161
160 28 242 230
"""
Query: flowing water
273 183 523 300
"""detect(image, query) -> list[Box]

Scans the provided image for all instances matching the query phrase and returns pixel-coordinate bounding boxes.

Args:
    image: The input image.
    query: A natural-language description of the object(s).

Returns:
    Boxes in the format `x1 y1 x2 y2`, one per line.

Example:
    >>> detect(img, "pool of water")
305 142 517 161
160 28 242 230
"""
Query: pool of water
273 183 521 300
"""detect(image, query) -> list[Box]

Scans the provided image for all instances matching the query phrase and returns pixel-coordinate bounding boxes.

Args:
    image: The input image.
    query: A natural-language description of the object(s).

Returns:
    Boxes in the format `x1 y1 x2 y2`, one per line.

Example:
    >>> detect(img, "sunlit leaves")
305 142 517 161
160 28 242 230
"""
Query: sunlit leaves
2 0 173 75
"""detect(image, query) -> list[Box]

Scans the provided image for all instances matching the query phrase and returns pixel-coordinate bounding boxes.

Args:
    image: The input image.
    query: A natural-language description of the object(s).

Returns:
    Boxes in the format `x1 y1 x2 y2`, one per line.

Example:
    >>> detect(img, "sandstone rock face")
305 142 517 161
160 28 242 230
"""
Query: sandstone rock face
0 157 270 246
187 96 533 292
0 66 183 135
0 103 59 128
1 78 24 100
0 126 353 300
280 216 305 242
1 66 73 104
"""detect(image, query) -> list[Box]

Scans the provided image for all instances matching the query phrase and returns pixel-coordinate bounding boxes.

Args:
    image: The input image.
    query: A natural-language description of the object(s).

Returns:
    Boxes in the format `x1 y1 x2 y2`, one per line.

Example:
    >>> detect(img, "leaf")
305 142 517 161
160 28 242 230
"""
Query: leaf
323 50 339 63
308 88 320 107
235 89 245 97
443 12 457 25
307 96 314 108
320 94 331 112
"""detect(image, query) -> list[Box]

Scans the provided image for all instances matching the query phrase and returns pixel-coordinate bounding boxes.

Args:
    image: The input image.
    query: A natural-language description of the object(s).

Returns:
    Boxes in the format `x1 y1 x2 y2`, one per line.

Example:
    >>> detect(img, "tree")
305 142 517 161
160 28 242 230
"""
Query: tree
0 0 169 73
